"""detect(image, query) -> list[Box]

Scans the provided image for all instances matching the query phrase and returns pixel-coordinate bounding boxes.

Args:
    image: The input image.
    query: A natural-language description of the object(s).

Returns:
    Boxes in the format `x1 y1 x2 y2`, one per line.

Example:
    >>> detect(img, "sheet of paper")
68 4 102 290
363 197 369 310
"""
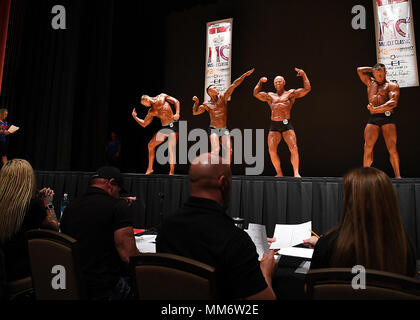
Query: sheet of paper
270 221 312 249
135 235 157 253
279 247 314 259
245 223 269 260
7 125 19 134
295 261 311 274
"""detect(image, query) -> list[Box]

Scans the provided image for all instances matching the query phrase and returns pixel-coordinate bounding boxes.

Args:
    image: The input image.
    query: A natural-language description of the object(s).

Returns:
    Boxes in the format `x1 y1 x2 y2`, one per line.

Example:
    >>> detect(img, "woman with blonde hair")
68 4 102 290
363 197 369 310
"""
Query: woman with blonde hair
0 159 59 281
304 167 416 276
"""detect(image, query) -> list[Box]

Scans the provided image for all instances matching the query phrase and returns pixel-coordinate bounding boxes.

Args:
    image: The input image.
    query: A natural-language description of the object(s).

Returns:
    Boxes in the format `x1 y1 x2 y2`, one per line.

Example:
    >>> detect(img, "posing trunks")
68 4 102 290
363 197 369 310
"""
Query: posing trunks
270 120 294 133
207 126 230 137
368 112 395 127
160 121 179 134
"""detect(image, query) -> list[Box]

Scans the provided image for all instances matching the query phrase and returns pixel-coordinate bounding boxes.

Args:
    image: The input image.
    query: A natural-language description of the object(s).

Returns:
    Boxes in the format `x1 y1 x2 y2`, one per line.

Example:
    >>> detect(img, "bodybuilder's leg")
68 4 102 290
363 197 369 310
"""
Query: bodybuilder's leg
268 131 283 177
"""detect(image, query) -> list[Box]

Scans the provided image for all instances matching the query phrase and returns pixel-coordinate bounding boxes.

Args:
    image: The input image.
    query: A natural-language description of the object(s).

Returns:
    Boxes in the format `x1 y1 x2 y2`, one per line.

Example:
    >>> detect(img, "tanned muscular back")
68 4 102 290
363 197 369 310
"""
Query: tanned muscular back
152 94 176 125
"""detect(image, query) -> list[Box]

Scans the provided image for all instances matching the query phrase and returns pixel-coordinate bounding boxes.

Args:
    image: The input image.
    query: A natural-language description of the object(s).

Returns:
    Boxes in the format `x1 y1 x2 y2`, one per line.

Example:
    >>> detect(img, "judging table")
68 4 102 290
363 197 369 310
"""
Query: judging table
135 233 311 300
135 233 420 300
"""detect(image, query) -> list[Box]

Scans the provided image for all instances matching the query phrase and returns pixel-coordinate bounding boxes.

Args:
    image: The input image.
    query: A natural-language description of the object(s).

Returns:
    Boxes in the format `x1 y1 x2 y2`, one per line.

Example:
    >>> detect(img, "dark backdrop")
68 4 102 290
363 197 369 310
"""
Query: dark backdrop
162 0 420 177
1 0 419 177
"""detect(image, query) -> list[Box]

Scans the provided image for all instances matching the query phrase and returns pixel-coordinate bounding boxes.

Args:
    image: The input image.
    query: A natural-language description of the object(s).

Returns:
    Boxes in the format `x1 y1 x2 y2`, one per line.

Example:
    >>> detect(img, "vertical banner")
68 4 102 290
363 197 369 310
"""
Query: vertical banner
0 0 11 95
205 18 233 101
373 0 419 87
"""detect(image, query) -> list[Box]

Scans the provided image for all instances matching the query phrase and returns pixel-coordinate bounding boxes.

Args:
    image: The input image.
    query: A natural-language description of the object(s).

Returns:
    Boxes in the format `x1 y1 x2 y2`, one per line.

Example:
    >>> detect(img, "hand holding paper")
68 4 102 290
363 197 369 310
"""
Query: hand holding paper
7 125 19 134
245 223 270 260
270 221 312 250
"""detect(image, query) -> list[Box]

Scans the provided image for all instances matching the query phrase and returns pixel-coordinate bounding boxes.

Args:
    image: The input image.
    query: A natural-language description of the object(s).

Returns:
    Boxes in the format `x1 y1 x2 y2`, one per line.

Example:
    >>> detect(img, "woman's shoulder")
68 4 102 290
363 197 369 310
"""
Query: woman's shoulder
318 229 339 246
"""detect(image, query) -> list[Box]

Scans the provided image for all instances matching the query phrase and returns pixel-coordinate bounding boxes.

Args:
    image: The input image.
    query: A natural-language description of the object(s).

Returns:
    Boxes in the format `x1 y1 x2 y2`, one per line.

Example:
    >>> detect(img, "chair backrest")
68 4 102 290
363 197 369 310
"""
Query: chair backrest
26 229 86 300
130 253 217 300
306 268 420 300
0 247 6 300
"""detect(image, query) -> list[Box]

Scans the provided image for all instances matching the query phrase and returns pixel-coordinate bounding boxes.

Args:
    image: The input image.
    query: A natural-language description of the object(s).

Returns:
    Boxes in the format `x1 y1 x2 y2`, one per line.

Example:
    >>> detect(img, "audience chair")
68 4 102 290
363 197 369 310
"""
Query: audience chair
130 253 217 300
26 229 86 300
306 268 420 300
6 277 34 301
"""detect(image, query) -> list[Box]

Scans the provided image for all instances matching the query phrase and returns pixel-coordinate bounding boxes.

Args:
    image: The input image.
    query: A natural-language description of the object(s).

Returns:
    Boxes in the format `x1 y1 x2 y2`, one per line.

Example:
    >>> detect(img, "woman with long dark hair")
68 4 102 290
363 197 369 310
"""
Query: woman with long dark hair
304 167 416 276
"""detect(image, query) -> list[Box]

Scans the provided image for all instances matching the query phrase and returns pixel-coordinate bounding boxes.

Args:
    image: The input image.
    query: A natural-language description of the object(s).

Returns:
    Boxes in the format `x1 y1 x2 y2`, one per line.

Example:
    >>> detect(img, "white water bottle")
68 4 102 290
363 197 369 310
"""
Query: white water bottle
60 193 69 221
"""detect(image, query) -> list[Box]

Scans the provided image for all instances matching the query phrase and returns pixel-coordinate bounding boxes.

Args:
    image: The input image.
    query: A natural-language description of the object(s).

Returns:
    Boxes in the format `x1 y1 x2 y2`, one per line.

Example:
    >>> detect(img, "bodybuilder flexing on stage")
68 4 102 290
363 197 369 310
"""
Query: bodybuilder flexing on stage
132 93 180 175
357 64 401 178
254 68 311 177
192 69 255 164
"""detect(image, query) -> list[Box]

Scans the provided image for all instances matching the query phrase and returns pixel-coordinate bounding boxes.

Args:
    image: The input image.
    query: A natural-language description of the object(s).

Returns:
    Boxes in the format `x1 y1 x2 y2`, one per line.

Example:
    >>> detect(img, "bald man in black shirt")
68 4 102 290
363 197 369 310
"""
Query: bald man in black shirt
156 153 277 299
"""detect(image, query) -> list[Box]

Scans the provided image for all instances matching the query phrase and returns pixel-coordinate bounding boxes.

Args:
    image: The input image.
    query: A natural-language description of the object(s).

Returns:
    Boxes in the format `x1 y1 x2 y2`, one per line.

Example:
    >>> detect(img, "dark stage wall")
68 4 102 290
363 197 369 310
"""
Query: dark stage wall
163 0 420 177
0 0 419 178
35 171 420 258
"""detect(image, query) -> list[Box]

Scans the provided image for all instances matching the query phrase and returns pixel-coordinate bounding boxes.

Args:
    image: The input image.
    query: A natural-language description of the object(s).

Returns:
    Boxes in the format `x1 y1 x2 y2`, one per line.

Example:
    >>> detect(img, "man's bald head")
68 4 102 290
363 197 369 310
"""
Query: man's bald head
274 76 286 89
189 153 232 207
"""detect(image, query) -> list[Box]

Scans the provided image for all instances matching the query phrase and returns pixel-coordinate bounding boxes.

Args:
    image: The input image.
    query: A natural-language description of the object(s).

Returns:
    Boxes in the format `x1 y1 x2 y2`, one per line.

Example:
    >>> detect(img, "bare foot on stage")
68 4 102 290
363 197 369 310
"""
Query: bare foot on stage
295 173 302 178
146 169 154 175
275 174 284 178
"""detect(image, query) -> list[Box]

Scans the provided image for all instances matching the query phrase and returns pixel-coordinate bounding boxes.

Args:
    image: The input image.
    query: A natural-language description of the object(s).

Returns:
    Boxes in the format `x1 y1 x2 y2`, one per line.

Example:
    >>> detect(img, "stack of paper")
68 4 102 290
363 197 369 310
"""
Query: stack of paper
136 235 157 253
295 261 312 274
245 223 269 260
270 221 312 249
279 247 314 259
245 221 314 260
270 221 314 259
7 125 19 134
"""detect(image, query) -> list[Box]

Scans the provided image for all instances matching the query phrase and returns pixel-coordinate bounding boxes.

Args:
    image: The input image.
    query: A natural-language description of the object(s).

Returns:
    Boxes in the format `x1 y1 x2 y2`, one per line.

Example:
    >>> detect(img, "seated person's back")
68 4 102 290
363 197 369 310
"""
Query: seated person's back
157 197 268 299
305 167 417 277
156 153 277 300
60 167 139 300
0 160 59 282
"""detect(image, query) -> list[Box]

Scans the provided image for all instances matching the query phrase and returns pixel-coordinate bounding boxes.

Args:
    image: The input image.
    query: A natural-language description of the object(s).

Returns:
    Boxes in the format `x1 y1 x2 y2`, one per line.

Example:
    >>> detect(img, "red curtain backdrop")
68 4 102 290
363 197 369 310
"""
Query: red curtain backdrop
0 0 11 95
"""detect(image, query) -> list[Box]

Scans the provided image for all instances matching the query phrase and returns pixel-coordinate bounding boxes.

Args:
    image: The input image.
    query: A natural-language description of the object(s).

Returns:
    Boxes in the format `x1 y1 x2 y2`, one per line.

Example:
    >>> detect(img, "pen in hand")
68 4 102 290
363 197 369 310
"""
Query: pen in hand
311 230 320 239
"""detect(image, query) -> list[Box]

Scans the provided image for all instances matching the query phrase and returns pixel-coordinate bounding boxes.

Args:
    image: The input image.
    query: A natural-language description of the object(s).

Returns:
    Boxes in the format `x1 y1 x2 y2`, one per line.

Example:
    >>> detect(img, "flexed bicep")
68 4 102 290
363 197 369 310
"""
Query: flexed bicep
293 68 311 98
254 77 271 102
133 109 155 128
390 84 400 102
192 96 206 115
357 67 373 86
254 91 271 102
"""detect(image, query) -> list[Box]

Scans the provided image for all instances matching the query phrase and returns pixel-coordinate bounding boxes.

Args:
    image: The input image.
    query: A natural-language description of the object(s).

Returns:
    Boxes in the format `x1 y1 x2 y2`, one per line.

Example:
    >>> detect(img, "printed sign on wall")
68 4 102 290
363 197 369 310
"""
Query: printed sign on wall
205 18 233 100
374 0 419 87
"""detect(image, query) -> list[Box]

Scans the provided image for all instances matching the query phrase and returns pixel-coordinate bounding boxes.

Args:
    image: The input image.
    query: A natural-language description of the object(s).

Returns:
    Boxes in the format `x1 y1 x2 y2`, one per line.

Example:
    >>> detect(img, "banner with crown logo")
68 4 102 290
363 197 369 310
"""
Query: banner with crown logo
374 0 419 87
205 19 233 101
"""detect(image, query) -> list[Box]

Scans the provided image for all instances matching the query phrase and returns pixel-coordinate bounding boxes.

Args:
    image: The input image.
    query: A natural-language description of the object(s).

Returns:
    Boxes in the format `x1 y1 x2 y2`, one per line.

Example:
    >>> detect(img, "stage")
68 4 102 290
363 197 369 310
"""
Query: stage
36 171 420 258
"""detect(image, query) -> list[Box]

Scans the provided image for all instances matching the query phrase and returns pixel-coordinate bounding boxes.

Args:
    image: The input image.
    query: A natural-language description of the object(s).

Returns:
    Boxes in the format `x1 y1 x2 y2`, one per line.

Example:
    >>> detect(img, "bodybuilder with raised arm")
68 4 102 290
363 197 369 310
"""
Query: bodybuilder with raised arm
357 64 401 178
192 69 255 165
254 68 311 177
